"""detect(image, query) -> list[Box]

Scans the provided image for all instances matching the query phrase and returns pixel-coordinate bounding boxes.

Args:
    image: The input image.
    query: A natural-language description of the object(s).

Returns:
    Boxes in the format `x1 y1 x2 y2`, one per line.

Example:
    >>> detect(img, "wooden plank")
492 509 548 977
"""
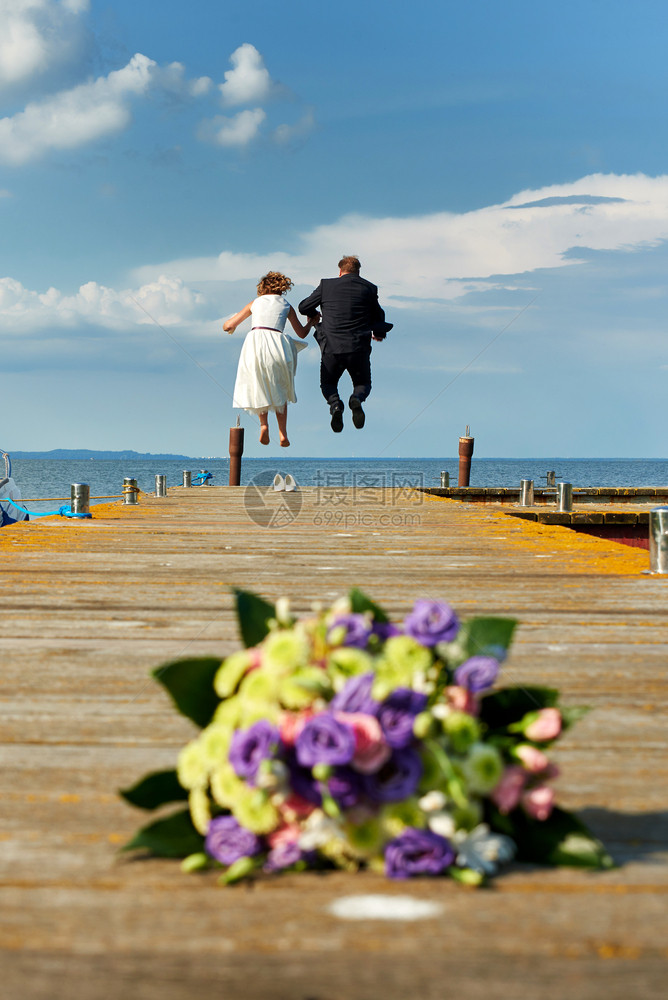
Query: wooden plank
1 487 667 999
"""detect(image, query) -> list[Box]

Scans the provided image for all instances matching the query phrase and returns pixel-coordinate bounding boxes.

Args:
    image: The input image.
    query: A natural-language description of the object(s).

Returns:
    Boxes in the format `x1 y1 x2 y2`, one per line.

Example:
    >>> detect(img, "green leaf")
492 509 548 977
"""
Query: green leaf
119 769 188 811
448 616 518 666
560 705 590 731
479 686 559 731
233 588 276 647
121 808 205 858
152 656 221 728
487 804 614 870
348 587 389 623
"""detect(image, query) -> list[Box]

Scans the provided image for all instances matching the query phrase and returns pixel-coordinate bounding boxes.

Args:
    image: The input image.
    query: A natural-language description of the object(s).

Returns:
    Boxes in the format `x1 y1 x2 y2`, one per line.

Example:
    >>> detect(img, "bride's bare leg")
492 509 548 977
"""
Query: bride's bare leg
259 412 270 445
276 407 290 447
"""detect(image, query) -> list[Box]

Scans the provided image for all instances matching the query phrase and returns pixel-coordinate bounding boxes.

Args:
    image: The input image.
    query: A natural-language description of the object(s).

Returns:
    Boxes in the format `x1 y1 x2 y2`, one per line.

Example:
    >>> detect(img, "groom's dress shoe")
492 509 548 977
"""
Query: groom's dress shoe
349 395 365 429
330 404 344 433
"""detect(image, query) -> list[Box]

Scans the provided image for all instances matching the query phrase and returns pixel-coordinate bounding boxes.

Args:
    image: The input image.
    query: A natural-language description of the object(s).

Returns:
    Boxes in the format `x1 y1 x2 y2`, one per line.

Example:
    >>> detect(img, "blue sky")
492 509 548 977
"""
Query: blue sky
1 0 667 458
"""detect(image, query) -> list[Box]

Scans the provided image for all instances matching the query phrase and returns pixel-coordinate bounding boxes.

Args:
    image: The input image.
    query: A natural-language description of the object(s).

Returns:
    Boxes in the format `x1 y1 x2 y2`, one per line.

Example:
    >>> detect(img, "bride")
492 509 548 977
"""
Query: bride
224 271 312 447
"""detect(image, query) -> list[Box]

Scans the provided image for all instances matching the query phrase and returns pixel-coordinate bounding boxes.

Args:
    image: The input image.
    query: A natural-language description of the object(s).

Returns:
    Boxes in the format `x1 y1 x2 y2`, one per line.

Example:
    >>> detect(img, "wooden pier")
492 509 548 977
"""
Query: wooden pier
1 486 667 999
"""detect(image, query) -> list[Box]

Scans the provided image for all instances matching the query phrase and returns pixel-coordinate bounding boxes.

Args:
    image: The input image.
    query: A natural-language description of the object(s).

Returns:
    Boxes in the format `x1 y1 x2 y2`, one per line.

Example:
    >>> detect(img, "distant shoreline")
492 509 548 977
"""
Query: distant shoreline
10 450 216 461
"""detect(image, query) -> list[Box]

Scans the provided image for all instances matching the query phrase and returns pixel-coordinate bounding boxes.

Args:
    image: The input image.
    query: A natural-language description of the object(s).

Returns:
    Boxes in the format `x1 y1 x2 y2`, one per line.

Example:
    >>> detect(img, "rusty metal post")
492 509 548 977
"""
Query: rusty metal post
229 418 244 486
458 426 474 487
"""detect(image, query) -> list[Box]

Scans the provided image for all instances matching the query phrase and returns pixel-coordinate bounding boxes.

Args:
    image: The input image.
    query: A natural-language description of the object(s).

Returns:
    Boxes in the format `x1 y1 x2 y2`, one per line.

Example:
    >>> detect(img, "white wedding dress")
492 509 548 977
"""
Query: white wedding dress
233 294 308 414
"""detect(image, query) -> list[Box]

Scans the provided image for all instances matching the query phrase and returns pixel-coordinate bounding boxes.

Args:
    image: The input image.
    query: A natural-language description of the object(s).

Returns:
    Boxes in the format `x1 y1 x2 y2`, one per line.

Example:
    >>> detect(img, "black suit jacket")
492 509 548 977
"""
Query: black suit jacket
298 274 388 353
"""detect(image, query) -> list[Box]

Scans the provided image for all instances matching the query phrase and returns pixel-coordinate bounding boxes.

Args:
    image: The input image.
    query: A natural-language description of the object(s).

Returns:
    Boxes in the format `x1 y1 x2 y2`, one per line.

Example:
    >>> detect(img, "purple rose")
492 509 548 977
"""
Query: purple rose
229 720 280 783
403 599 459 647
330 672 379 716
295 713 356 767
328 614 373 649
263 841 303 872
328 766 364 809
453 655 500 693
377 688 428 748
205 815 262 865
385 827 455 879
361 747 423 803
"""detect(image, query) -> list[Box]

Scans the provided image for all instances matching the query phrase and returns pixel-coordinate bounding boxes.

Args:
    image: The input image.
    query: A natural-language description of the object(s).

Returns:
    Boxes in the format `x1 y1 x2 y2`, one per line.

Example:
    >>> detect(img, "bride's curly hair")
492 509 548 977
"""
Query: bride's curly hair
257 271 294 296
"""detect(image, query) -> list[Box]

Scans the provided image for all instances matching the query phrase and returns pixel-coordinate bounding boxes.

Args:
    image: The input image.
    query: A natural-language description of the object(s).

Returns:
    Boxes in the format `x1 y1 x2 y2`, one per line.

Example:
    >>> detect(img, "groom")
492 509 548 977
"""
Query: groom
298 255 391 432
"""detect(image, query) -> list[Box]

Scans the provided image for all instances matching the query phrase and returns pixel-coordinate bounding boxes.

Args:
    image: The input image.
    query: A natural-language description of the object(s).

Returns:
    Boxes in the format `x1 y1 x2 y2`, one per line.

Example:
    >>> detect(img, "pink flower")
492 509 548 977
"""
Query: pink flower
279 710 314 747
522 784 555 821
490 766 527 814
335 712 392 774
267 823 301 849
525 708 562 742
515 744 551 773
444 685 479 717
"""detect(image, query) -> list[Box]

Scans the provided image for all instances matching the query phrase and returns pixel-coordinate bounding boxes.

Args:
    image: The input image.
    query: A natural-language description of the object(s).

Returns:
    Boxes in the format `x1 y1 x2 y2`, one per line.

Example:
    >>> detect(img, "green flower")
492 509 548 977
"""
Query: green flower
176 738 209 790
344 816 384 858
212 696 242 729
262 628 310 673
461 743 504 794
210 763 246 808
200 723 233 767
442 711 481 753
279 667 331 709
372 636 432 698
232 787 280 835
188 787 212 835
214 650 254 698
381 799 427 838
239 668 280 705
328 647 374 685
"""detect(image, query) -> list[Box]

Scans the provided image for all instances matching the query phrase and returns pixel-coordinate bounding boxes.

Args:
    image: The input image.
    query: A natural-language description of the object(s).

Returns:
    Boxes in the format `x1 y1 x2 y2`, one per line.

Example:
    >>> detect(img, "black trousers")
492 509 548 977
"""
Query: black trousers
319 346 372 408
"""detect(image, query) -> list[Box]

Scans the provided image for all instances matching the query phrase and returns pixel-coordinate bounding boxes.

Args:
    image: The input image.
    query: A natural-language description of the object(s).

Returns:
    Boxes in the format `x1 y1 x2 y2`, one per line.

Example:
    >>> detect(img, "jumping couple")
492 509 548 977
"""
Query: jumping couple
223 255 391 446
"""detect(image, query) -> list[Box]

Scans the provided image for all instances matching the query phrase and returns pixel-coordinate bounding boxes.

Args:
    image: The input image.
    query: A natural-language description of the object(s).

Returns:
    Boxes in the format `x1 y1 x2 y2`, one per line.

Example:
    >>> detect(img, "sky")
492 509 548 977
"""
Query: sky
1 0 667 459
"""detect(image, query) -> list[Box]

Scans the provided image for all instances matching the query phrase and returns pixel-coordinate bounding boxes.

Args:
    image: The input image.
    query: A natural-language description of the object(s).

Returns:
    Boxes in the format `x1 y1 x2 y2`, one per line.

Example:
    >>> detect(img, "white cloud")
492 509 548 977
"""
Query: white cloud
130 172 668 303
274 108 315 145
219 43 274 106
0 0 90 89
0 274 207 333
199 107 267 148
0 188 11 197
0 53 214 165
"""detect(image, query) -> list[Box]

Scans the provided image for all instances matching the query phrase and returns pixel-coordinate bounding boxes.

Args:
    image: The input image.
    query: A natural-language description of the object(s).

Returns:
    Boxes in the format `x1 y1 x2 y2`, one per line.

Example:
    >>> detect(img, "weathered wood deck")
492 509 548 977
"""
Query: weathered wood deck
1 486 667 1000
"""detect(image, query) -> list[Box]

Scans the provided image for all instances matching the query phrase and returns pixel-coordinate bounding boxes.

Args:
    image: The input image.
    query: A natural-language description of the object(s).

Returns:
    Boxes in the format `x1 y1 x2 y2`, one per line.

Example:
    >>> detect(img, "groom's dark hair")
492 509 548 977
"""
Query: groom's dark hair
338 255 361 274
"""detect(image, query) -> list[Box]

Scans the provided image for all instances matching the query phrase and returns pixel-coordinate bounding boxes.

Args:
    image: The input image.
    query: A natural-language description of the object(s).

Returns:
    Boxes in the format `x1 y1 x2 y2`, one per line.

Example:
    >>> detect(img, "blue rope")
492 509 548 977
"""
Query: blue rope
192 472 213 484
0 496 92 519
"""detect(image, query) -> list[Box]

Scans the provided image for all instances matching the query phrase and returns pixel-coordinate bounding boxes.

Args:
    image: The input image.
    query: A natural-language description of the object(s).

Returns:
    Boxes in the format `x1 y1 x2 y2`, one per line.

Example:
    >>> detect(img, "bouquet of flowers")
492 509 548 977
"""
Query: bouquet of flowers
121 589 612 884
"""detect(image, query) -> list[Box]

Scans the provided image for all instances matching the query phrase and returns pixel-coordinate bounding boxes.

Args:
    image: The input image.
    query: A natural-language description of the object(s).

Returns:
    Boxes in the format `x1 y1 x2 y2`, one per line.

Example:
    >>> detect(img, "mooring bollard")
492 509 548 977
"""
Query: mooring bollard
649 506 668 574
183 470 192 488
155 475 167 497
519 479 534 506
546 471 556 487
557 482 573 512
229 418 244 486
71 483 90 515
458 426 474 487
123 477 139 505
440 470 450 487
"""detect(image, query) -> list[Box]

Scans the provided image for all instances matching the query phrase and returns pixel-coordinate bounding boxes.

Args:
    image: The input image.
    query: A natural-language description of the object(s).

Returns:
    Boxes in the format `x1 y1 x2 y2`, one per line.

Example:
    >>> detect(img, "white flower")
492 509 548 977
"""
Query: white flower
275 596 292 625
431 703 450 721
453 824 516 875
418 790 447 813
427 811 457 839
298 810 344 851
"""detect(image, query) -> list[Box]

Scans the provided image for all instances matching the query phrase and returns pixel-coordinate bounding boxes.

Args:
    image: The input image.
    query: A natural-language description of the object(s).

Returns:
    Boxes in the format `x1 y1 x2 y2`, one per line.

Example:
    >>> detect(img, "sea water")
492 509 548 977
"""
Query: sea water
9 456 668 514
